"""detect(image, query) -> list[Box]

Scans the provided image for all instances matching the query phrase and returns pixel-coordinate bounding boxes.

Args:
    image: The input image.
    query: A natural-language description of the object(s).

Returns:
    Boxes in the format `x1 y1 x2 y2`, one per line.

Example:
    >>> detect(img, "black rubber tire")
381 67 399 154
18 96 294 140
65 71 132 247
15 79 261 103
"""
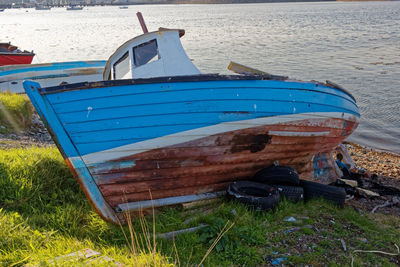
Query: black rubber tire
300 179 346 207
253 165 299 186
271 185 304 203
227 181 280 210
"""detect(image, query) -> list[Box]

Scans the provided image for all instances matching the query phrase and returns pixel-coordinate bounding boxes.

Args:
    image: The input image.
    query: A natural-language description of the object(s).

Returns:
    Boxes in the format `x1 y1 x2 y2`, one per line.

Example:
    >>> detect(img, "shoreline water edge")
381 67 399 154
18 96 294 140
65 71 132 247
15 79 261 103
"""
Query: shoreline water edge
0 0 396 9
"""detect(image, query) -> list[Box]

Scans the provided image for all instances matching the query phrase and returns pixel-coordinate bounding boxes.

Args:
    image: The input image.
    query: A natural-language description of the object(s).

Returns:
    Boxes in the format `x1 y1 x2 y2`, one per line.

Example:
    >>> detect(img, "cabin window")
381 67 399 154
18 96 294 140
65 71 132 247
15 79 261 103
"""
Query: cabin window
113 51 130 79
133 39 159 67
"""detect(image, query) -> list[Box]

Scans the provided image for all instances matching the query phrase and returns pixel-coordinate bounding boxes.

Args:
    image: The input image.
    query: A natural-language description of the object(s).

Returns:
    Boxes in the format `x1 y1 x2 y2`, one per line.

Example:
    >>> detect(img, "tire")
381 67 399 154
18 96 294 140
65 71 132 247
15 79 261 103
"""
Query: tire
271 185 304 203
227 181 280 210
300 179 346 207
253 165 299 186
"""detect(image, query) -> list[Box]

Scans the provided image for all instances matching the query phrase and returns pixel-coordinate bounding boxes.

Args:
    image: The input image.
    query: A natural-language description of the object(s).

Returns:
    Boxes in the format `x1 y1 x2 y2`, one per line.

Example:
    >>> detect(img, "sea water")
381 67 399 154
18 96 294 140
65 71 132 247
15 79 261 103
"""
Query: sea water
0 1 399 153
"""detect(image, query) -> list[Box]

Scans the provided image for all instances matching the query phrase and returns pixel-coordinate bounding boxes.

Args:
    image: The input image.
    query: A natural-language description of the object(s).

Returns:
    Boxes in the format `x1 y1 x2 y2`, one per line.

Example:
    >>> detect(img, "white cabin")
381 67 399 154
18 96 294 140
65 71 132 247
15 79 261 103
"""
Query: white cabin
103 28 201 80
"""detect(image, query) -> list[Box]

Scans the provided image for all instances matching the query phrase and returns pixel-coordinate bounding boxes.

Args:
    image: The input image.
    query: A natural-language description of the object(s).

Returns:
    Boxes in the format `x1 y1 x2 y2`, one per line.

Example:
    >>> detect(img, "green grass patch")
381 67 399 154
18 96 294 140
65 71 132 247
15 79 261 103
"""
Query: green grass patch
0 92 33 133
0 146 399 266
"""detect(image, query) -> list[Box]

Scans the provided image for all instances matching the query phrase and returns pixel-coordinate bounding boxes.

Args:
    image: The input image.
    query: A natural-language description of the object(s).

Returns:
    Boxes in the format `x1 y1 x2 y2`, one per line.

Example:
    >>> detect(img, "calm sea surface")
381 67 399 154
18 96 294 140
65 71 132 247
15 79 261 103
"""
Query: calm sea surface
1 2 399 153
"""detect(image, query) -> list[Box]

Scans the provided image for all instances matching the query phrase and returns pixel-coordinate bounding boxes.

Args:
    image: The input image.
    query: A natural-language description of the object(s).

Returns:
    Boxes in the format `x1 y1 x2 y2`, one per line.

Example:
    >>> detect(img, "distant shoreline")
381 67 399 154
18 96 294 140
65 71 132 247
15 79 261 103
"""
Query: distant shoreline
1 0 396 9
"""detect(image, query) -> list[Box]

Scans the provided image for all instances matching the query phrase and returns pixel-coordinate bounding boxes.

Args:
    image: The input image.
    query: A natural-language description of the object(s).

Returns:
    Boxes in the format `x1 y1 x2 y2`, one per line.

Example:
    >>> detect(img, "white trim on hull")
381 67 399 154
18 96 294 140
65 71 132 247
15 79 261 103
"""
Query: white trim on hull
80 111 358 165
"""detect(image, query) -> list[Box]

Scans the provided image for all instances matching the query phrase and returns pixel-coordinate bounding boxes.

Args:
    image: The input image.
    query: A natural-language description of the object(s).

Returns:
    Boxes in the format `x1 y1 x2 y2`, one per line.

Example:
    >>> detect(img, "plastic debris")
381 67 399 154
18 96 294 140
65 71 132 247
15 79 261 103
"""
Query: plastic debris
271 257 288 265
340 239 347 251
284 216 297 222
357 188 380 198
371 200 390 214
337 178 358 188
335 144 356 169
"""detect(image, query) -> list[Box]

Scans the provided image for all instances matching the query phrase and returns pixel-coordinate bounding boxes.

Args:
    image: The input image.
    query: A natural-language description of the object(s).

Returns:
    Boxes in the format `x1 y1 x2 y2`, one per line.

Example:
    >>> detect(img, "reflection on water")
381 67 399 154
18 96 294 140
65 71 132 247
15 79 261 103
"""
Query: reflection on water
1 2 399 153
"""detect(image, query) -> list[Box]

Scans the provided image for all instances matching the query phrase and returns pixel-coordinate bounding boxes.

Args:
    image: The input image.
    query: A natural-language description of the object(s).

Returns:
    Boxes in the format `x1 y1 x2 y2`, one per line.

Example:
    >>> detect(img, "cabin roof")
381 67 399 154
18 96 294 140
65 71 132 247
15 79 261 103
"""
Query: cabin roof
103 28 200 80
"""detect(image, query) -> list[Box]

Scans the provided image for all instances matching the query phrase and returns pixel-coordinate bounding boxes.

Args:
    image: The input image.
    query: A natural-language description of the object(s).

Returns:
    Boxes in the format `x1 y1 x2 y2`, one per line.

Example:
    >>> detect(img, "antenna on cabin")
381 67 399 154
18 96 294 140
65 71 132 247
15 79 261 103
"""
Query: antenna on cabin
136 12 149 34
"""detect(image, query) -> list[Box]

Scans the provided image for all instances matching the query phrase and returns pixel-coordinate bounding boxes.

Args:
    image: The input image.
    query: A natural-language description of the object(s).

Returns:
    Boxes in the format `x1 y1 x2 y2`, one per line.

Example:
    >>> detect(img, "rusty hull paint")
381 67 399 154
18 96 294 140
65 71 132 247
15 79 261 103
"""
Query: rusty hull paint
64 67 104 76
90 116 358 210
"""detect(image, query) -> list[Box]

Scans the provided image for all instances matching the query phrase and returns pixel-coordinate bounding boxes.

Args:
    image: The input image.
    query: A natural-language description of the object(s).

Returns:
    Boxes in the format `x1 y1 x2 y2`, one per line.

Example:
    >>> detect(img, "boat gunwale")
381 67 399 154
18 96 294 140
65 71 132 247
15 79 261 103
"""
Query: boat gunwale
37 74 357 102
0 52 35 56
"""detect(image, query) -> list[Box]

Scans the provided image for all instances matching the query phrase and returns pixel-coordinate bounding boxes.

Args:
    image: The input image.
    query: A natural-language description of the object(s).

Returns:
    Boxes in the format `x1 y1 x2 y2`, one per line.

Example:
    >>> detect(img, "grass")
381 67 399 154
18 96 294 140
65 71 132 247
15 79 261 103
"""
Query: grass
0 146 400 266
0 92 33 133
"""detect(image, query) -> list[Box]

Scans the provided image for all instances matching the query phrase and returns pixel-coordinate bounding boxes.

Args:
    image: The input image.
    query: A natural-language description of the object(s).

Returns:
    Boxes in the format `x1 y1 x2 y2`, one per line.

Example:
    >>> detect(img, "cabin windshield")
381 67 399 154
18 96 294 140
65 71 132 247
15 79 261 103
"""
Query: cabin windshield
113 52 130 79
103 29 201 80
133 39 159 67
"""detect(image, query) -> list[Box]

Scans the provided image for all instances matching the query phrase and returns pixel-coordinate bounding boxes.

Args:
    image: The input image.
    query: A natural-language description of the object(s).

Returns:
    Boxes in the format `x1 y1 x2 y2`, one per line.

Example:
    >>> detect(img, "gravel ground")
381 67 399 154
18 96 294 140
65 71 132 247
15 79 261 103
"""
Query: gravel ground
344 142 400 179
0 113 53 149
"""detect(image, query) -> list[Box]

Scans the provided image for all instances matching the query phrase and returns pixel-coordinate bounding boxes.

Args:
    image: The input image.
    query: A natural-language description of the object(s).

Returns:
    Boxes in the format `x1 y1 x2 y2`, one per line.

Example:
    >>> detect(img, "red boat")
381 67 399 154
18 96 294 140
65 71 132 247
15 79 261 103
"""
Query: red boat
0 43 35 66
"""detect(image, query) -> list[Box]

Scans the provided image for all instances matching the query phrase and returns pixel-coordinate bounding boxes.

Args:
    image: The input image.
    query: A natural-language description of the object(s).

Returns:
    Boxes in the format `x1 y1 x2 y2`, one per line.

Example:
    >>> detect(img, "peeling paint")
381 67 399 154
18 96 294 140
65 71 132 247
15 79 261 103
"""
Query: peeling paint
86 106 92 118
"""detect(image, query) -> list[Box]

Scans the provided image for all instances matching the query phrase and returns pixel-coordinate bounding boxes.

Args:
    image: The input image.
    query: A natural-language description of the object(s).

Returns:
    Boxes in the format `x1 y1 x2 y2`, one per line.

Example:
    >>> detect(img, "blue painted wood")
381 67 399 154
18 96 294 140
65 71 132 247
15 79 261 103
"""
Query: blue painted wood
24 81 80 158
56 100 348 126
50 91 356 117
65 104 347 142
63 112 258 134
23 80 119 224
0 61 106 77
57 101 289 123
45 79 355 105
47 83 356 111
49 88 357 119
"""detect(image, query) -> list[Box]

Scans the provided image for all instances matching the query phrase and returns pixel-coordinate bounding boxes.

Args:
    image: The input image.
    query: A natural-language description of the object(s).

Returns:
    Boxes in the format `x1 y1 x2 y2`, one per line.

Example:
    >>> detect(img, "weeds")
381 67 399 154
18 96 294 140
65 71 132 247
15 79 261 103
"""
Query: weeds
0 146 400 266
0 92 33 133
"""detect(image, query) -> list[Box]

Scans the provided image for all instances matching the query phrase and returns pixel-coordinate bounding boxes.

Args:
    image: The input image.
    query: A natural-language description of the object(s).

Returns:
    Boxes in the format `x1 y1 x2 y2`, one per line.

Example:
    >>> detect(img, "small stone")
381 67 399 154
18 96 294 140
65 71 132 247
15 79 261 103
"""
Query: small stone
358 237 368 243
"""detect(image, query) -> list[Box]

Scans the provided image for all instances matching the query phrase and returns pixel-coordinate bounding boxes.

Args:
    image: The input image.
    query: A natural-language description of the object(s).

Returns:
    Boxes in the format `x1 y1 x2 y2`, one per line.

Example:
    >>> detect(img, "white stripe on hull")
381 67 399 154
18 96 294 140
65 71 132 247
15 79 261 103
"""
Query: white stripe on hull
80 112 358 165
268 131 330 136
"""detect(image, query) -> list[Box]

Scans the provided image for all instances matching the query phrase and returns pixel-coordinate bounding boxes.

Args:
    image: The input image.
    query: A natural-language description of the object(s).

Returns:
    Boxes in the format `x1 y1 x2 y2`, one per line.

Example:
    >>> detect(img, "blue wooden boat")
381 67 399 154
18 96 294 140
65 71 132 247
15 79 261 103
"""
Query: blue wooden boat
24 26 359 223
0 60 106 93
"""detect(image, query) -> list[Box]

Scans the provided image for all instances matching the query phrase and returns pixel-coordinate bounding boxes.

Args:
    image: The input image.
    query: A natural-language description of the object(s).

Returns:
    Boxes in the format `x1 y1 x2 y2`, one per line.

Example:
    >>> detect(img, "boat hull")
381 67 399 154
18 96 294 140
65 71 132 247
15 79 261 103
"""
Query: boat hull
94 114 356 210
0 60 106 93
24 75 359 223
0 53 34 66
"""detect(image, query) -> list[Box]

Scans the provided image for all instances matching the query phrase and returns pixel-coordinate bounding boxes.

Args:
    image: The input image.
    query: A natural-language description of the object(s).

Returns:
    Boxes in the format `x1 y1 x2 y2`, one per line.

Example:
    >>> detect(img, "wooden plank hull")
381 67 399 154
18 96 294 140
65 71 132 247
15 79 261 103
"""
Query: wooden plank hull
23 75 359 223
0 60 105 93
92 116 357 208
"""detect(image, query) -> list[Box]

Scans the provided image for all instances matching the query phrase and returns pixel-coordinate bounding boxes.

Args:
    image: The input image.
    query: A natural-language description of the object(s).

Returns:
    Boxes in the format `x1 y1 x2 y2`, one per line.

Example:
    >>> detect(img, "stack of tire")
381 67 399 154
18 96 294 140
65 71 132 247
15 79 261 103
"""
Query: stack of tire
227 165 346 210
